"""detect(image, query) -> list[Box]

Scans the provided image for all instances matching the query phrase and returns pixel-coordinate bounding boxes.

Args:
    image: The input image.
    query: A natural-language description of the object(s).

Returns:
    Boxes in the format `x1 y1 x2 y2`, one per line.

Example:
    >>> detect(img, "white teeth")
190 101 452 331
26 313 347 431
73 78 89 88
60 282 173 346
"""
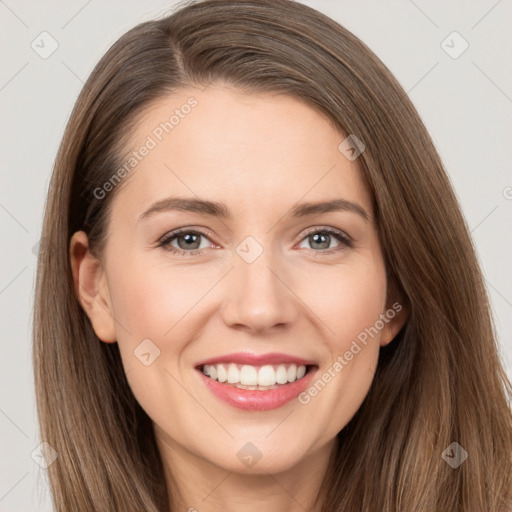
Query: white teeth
276 365 288 384
218 364 228 383
258 365 276 386
240 365 258 385
208 365 217 380
227 363 239 383
201 363 308 386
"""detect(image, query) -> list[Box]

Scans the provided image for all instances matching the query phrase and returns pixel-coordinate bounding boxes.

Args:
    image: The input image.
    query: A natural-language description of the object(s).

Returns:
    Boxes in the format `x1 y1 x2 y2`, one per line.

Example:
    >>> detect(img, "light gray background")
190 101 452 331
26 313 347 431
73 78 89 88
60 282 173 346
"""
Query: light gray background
1 1 511 510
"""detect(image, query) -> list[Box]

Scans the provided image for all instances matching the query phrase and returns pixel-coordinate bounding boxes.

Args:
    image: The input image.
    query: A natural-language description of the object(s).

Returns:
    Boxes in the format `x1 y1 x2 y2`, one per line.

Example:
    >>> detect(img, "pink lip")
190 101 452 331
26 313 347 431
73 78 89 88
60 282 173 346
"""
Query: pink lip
196 366 318 411
195 352 317 367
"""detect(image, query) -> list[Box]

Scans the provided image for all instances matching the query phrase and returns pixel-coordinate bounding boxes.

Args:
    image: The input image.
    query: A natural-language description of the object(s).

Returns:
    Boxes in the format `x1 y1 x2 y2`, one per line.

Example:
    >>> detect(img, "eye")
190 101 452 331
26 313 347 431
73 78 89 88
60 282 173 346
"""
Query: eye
158 226 353 256
297 227 353 253
158 229 213 256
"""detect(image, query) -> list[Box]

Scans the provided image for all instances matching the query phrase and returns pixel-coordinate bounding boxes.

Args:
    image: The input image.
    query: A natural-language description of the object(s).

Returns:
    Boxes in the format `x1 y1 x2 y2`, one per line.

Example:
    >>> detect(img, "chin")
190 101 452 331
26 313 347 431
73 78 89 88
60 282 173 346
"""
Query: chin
207 443 308 476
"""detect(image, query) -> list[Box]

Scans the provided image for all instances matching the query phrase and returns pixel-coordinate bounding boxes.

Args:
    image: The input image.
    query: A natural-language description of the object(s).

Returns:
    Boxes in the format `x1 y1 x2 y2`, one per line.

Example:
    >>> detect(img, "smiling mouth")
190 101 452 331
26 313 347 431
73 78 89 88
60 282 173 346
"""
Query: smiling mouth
196 363 316 390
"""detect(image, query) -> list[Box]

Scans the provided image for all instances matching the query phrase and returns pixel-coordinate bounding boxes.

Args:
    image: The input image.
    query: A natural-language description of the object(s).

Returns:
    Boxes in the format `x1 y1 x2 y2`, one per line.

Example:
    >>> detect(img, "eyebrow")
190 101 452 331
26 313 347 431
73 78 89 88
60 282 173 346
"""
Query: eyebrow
138 197 370 223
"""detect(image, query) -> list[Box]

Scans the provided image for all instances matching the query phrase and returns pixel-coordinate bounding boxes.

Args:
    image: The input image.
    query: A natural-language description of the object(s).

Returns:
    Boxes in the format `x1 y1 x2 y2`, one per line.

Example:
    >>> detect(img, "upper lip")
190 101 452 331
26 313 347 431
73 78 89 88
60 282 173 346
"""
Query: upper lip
195 352 318 368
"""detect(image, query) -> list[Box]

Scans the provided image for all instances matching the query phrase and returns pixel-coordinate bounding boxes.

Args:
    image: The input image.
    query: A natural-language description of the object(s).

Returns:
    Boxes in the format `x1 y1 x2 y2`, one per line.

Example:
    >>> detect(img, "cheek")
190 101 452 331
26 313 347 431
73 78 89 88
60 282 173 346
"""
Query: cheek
101 255 188 391
294 258 386 434
328 262 386 387
104 255 217 391
105 264 196 419
332 277 386 346
324 273 385 383
301 259 387 346
107 253 208 341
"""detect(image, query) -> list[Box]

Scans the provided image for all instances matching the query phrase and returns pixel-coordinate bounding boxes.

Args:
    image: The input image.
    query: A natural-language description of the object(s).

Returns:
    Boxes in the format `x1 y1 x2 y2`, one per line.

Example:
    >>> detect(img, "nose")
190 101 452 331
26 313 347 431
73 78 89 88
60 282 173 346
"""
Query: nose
219 247 299 334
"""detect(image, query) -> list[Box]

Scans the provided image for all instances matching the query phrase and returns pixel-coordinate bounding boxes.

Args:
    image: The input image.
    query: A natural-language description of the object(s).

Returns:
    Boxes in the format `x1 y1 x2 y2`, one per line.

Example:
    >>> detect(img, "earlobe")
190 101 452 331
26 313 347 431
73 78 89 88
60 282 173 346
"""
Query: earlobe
69 231 117 343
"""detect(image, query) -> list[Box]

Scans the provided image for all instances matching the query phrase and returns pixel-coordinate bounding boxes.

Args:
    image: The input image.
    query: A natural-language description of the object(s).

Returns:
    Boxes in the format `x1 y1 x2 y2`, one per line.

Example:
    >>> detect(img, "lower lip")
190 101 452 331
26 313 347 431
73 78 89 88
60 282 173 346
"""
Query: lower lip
197 367 318 411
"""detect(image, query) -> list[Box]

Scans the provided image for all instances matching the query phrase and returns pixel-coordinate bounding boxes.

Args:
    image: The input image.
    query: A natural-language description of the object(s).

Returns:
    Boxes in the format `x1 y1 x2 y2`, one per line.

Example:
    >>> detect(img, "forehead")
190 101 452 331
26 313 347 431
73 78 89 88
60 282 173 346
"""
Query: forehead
110 85 372 221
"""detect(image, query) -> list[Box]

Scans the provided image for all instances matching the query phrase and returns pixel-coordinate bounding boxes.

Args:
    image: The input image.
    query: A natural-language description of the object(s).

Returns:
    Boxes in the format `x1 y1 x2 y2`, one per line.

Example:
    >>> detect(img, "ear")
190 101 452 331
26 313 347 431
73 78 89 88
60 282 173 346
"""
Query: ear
380 300 408 347
380 281 409 346
69 231 117 343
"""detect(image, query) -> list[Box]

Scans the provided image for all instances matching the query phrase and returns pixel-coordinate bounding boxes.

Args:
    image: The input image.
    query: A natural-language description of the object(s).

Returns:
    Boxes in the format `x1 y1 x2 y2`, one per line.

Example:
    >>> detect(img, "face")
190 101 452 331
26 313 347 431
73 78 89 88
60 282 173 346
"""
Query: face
71 85 406 476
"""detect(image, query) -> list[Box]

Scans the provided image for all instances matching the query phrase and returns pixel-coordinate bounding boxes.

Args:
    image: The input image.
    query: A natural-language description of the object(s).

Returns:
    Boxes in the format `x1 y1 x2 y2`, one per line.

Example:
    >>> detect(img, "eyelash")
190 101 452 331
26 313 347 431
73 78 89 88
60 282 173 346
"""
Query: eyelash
158 226 353 256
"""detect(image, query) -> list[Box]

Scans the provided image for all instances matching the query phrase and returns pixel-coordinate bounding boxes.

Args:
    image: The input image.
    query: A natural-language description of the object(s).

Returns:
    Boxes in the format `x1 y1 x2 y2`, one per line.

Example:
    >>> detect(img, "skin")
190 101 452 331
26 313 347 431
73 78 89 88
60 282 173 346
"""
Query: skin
70 85 407 512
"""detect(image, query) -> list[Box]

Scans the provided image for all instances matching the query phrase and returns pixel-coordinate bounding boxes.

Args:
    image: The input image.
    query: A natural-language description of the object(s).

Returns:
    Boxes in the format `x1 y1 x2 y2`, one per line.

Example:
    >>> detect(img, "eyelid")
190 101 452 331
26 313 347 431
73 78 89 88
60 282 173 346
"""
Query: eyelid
300 225 352 241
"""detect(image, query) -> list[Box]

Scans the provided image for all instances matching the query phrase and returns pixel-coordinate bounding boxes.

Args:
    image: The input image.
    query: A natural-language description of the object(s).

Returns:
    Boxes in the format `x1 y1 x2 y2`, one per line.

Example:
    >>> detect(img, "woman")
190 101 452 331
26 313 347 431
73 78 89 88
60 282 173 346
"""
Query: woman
33 0 512 510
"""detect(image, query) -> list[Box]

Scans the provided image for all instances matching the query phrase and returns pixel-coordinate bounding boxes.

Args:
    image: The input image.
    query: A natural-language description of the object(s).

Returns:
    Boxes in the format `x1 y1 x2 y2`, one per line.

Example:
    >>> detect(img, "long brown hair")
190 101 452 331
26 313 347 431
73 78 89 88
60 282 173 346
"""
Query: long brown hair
33 0 512 510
